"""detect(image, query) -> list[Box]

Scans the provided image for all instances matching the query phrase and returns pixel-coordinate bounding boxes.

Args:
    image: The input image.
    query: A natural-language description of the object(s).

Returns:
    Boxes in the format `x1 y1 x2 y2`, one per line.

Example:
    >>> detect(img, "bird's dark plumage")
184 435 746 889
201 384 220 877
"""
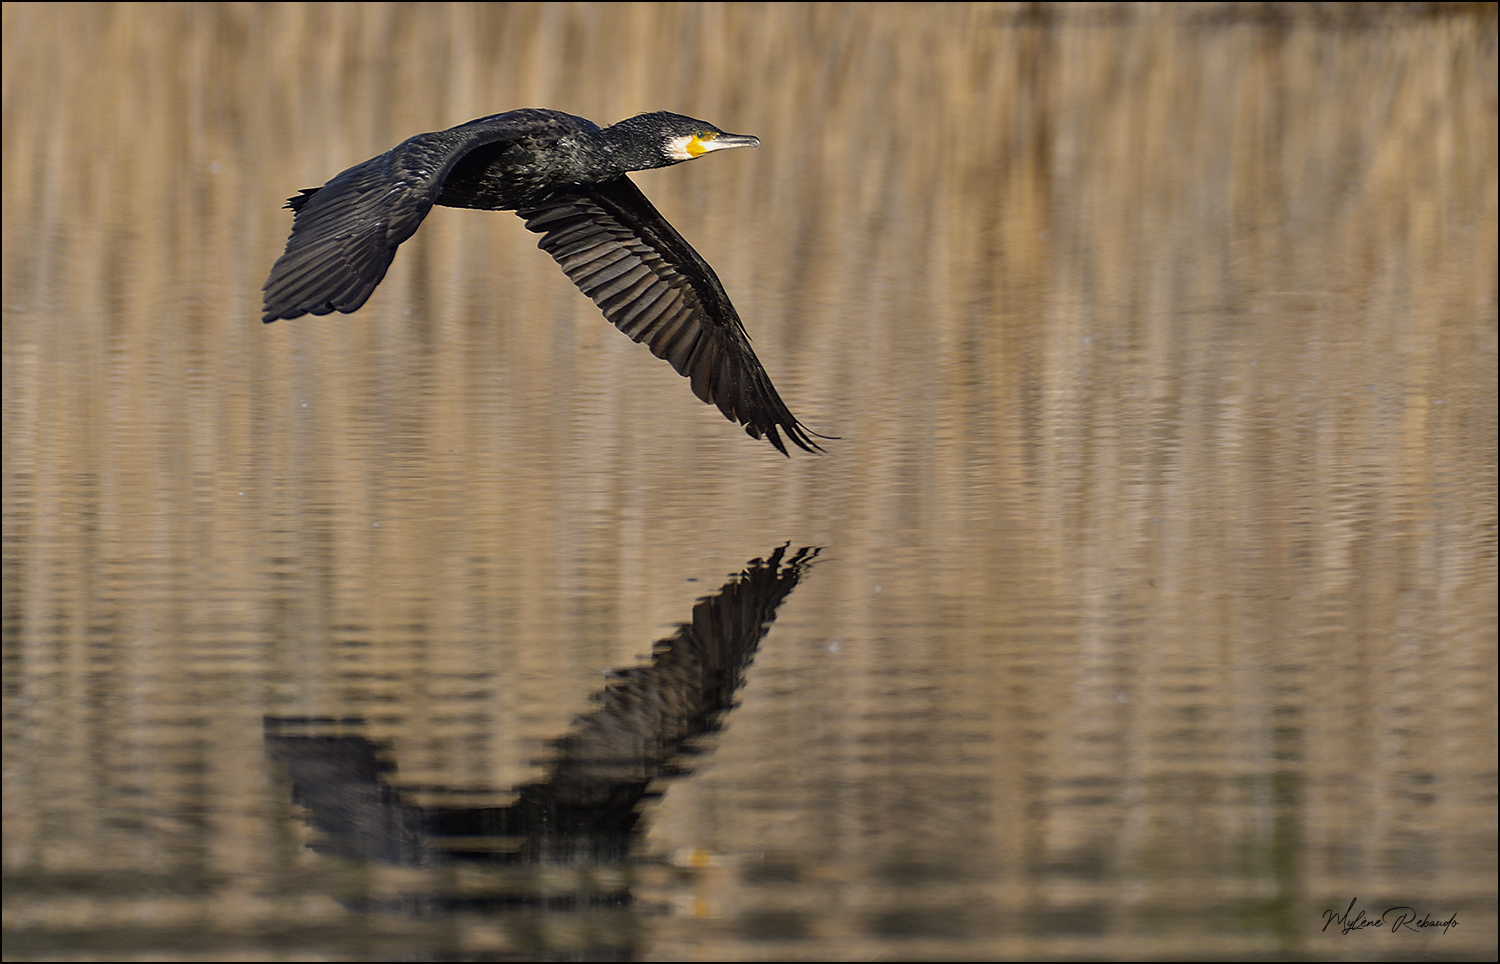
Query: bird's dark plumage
262 109 825 454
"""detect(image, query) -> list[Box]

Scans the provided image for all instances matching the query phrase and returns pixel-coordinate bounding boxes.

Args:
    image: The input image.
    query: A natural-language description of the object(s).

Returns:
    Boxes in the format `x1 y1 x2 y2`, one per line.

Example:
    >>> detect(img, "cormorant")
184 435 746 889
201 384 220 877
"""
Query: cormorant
262 109 826 454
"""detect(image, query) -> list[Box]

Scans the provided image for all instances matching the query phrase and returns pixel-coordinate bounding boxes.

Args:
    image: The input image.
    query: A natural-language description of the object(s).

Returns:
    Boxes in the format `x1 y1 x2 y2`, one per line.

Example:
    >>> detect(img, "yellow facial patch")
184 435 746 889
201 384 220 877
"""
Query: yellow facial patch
685 132 718 157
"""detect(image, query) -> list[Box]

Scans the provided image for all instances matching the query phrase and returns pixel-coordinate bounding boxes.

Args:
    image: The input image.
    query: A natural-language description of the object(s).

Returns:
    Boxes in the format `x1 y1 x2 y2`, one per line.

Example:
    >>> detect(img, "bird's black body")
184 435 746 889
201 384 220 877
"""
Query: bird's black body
263 109 825 454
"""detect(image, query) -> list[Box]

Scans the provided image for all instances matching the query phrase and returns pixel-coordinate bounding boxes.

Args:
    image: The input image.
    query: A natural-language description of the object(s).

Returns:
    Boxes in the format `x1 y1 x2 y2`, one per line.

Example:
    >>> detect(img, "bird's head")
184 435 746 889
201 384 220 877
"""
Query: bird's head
603 112 761 170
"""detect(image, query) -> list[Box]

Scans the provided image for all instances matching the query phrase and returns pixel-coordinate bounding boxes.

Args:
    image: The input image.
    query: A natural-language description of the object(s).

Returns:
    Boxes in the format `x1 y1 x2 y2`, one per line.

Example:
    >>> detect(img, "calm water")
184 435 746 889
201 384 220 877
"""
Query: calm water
3 4 1496 960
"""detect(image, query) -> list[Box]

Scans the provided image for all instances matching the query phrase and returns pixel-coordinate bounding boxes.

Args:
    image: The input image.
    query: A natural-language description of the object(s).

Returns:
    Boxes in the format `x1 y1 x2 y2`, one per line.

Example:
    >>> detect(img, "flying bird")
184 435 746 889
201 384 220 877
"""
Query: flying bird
262 109 826 454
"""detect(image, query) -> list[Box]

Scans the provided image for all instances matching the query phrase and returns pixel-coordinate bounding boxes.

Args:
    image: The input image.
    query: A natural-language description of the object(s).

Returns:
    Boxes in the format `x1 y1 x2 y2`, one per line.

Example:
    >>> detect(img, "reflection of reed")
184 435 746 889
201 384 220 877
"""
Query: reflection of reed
267 545 819 864
3 6 1495 957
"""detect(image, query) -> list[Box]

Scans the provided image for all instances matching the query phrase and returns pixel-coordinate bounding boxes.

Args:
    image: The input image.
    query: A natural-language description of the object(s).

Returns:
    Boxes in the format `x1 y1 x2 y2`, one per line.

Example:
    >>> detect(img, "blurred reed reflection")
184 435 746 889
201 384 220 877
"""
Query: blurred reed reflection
3 3 1495 961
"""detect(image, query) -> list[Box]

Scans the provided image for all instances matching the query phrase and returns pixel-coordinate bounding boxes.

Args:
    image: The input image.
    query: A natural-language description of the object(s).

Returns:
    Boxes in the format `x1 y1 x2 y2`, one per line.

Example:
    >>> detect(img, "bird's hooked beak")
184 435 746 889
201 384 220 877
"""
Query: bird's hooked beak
685 131 761 158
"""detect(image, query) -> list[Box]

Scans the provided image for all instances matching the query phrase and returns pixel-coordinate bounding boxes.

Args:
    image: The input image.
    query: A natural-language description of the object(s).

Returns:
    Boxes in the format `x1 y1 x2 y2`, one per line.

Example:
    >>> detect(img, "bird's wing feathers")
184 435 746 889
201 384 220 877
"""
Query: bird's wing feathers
261 116 545 323
519 177 824 455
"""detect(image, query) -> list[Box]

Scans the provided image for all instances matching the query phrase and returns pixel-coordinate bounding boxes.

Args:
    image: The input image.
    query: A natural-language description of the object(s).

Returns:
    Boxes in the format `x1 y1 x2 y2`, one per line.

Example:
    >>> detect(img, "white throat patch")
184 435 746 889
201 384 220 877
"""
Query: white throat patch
664 134 697 161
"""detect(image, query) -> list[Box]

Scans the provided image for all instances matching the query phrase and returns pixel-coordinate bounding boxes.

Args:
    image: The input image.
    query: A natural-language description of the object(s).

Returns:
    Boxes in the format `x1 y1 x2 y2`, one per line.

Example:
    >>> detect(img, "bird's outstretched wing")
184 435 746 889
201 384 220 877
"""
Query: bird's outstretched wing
261 111 568 323
519 177 826 455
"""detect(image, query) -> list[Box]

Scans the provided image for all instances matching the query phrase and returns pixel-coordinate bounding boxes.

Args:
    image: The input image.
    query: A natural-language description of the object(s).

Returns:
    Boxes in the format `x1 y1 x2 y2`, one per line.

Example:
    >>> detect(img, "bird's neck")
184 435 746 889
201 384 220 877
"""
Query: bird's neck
590 124 673 175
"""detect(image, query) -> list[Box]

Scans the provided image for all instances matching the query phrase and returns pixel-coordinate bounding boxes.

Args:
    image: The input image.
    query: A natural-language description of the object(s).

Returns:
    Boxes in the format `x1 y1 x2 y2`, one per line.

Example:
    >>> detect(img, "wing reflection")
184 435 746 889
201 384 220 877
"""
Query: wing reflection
266 545 819 866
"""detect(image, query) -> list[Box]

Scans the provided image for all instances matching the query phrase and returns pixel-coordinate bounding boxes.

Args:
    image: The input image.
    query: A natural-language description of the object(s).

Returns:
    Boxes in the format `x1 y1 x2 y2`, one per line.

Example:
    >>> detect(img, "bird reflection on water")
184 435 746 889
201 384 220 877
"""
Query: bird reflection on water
265 545 819 871
262 109 828 454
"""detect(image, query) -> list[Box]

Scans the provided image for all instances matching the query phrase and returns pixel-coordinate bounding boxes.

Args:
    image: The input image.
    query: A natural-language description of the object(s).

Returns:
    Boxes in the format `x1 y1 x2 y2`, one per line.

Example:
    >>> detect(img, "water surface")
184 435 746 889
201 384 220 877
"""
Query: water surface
3 4 1496 960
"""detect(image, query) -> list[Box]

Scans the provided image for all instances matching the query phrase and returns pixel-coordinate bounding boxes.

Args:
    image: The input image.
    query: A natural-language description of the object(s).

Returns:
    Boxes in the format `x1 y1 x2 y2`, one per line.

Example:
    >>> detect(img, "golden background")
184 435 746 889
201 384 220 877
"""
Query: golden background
4 4 1495 960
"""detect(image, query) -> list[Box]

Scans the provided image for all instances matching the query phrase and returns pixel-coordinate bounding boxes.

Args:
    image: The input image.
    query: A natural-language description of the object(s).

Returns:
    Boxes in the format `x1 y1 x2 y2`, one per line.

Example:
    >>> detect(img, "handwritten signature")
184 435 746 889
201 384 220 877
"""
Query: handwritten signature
1322 898 1458 935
